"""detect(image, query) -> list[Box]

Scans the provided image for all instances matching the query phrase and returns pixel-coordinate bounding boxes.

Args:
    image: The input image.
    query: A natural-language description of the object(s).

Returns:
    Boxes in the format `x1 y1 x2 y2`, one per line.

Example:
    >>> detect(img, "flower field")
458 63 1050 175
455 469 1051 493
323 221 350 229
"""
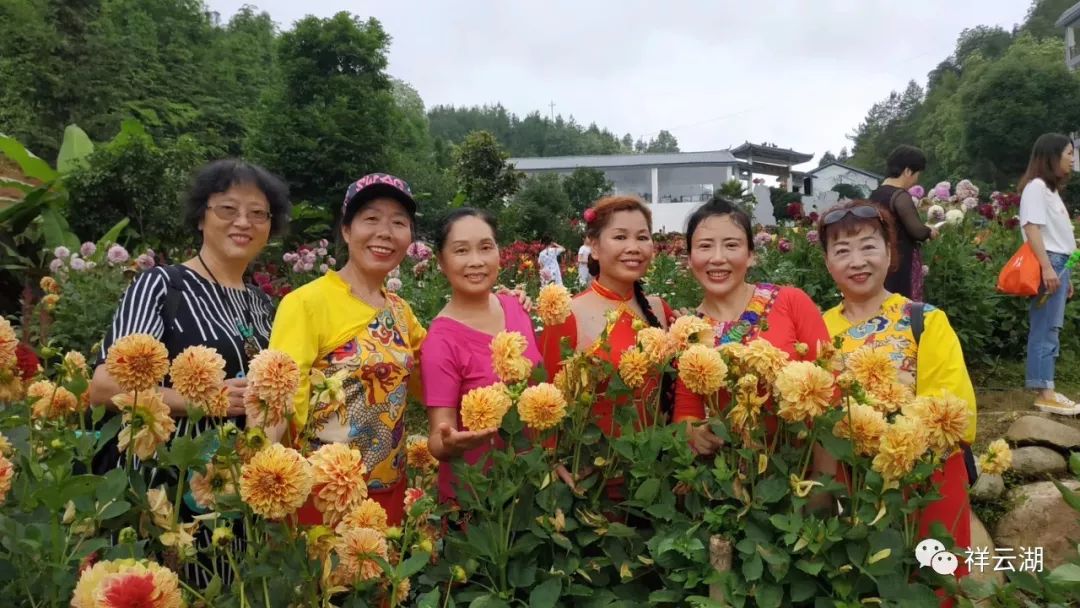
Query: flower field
4 179 1080 606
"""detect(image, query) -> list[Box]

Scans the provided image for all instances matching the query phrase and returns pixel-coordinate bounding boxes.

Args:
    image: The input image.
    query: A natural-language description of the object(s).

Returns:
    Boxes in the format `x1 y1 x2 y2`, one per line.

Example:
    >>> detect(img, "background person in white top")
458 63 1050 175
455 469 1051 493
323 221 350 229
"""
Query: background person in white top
577 243 592 288
537 236 565 286
1018 133 1077 415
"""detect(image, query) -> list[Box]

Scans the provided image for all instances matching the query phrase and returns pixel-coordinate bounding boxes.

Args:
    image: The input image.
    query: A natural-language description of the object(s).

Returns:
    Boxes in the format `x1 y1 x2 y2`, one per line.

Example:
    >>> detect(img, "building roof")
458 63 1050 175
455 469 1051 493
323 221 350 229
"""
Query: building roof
808 161 883 181
730 142 814 166
509 150 739 171
1057 1 1080 27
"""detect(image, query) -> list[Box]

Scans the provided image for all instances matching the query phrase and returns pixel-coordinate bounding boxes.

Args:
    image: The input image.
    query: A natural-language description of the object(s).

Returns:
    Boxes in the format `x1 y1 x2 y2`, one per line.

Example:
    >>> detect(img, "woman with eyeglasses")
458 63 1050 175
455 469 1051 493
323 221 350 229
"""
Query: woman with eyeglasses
671 196 831 455
817 200 976 584
89 159 291 585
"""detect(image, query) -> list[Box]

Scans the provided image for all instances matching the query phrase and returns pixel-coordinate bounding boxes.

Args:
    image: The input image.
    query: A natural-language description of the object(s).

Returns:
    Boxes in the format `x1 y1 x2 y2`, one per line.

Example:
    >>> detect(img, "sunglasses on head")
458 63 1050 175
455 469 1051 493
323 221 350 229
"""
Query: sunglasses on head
821 205 881 226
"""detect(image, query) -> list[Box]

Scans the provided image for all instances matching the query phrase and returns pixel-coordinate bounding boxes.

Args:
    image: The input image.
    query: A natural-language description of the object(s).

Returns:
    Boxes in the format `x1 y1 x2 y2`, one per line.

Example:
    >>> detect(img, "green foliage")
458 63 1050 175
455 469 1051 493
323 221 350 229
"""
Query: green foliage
561 167 613 215
831 183 868 200
64 121 204 249
501 173 572 244
248 12 396 206
453 131 524 211
429 105 635 157
850 5 1080 189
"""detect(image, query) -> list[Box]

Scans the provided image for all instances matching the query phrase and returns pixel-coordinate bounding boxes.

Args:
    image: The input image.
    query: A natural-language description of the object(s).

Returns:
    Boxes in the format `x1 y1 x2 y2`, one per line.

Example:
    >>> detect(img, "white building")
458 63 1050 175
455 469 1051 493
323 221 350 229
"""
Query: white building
804 161 882 198
510 143 813 233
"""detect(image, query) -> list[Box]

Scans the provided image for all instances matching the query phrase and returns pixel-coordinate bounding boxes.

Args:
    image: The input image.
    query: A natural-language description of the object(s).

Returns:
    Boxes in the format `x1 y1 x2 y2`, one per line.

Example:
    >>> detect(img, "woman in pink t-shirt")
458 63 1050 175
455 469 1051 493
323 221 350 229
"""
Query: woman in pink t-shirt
421 208 542 502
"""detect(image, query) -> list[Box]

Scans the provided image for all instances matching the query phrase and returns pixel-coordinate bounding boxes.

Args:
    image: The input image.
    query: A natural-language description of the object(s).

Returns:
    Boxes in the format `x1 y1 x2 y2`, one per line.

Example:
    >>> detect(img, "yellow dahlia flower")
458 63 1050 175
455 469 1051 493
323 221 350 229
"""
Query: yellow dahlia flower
833 401 888 457
978 439 1012 476
460 383 512 431
189 462 237 510
62 351 89 379
72 559 183 608
537 283 572 326
617 348 651 390
844 346 898 394
240 443 313 520
336 498 389 534
39 275 60 294
677 344 727 396
669 315 713 351
491 331 532 385
105 333 169 393
741 339 790 383
114 390 176 460
517 383 568 431
169 345 226 410
0 318 15 372
865 381 912 415
145 486 173 529
903 393 970 455
27 379 80 419
244 349 300 428
637 326 675 366
871 415 929 481
774 361 836 423
333 527 389 585
308 443 369 525
406 435 439 472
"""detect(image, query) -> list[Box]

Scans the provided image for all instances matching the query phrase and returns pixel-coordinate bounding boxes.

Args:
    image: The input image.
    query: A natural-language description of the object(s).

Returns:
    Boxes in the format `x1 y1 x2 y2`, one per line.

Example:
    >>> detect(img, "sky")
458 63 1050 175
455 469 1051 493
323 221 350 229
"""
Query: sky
205 0 1032 168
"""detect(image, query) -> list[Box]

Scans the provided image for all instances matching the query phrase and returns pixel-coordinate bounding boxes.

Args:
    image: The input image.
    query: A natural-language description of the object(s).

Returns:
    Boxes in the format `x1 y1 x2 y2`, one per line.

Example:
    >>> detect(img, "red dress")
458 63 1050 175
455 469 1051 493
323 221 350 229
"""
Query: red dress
540 281 675 437
673 284 830 424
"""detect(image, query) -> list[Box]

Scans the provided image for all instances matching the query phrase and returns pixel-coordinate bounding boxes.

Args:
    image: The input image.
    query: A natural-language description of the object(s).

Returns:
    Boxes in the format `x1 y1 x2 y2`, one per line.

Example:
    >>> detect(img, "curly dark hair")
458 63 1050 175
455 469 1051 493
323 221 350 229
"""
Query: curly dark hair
183 159 291 239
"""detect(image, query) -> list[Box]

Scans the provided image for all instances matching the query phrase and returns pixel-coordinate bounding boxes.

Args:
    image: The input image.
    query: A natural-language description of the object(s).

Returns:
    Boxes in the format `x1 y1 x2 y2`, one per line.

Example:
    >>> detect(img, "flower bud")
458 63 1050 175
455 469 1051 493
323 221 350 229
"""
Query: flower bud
385 526 403 541
451 565 467 583
212 527 235 548
118 527 138 544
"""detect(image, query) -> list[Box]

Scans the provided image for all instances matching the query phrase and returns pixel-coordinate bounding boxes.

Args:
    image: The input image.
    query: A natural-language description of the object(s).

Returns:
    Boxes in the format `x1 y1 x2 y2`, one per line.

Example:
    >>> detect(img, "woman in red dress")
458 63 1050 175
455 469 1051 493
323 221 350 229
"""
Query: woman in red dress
671 196 830 453
541 196 675 487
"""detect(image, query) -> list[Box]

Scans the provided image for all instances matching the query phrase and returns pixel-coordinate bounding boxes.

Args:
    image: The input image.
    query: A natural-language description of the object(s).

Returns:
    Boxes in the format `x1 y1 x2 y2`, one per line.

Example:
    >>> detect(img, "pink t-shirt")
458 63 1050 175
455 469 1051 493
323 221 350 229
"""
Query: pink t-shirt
421 294 542 501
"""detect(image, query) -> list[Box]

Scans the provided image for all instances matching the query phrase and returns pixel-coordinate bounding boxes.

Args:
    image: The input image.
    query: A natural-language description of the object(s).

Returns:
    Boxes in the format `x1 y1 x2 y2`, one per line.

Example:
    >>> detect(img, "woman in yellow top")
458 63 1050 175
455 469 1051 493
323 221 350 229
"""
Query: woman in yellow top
270 173 426 525
817 200 976 581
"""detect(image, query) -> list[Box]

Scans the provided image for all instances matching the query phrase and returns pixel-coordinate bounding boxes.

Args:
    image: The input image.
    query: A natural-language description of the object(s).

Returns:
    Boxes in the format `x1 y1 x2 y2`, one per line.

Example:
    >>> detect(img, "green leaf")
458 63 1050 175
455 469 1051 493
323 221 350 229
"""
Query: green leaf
754 582 783 608
94 218 131 253
396 551 430 579
468 595 511 608
528 577 562 608
634 478 660 504
0 135 57 182
1070 452 1080 478
741 553 763 582
98 499 131 520
56 125 94 173
754 477 788 505
39 204 79 250
1053 479 1080 513
1046 562 1080 587
417 589 441 608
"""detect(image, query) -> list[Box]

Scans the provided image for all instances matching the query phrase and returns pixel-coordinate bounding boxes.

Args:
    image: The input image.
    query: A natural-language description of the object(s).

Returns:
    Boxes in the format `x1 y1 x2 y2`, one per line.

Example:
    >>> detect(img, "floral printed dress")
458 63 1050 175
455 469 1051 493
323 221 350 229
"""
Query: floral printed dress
271 271 426 524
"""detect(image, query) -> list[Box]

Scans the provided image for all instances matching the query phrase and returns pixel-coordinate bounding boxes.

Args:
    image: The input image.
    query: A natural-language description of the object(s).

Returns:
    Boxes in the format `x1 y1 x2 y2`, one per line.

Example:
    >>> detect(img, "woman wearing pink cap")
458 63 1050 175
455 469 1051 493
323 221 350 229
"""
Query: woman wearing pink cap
271 173 427 525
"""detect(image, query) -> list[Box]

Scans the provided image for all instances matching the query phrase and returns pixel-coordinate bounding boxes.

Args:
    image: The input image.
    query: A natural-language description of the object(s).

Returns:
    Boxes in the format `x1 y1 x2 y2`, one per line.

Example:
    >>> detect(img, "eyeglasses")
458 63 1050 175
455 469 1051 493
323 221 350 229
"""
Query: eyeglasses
821 204 881 226
207 204 272 225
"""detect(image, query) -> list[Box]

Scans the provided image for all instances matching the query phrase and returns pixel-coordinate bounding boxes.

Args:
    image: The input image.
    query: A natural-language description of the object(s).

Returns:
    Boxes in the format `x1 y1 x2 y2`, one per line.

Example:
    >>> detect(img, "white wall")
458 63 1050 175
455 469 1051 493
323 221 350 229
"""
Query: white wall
810 165 879 197
650 201 701 233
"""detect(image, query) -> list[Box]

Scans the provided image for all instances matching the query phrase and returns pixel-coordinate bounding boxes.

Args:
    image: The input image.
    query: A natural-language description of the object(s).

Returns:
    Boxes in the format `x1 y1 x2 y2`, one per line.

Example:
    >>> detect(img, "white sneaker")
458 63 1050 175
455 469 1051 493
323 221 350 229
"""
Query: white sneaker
1035 396 1080 416
1055 392 1078 407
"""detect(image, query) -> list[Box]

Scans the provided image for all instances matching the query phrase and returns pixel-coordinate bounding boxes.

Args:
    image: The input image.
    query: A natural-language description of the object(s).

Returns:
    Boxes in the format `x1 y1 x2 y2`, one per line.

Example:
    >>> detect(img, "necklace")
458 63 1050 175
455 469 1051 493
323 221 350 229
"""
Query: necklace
197 253 261 360
711 283 779 344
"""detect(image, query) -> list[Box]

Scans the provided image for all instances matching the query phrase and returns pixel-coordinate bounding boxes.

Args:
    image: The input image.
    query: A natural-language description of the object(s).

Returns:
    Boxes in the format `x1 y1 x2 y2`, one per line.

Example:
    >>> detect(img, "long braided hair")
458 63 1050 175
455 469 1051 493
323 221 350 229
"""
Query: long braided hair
583 195 674 418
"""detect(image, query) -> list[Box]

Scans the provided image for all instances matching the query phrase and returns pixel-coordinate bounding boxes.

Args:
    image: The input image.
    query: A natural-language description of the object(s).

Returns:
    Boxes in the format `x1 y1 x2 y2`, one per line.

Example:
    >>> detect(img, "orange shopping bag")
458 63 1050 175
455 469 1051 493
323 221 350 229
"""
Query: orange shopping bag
996 242 1041 297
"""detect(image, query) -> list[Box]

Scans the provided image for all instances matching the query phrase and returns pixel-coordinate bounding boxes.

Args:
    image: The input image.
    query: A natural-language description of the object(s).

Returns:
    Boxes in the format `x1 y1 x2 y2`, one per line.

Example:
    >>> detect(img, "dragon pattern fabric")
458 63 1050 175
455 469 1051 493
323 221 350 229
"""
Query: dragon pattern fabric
305 303 415 492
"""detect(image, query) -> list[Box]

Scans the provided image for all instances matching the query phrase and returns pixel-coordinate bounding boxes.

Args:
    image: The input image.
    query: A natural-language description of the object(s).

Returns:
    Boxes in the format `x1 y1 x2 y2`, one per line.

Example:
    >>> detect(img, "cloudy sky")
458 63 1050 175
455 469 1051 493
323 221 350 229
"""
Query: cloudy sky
206 1 1030 168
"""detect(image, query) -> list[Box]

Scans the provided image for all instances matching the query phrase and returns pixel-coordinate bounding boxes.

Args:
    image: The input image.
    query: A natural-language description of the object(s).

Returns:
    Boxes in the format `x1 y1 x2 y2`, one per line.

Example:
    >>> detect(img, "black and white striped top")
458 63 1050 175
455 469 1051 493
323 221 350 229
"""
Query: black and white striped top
102 265 273 380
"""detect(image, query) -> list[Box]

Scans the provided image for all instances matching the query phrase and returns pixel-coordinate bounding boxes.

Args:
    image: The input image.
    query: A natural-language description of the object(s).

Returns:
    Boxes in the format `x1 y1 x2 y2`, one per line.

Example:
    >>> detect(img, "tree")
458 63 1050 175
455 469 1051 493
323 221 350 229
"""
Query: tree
502 173 572 243
817 151 838 167
561 167 613 215
958 35 1080 186
1020 0 1077 39
646 130 680 153
837 147 850 162
953 26 1013 68
452 131 523 211
248 13 396 205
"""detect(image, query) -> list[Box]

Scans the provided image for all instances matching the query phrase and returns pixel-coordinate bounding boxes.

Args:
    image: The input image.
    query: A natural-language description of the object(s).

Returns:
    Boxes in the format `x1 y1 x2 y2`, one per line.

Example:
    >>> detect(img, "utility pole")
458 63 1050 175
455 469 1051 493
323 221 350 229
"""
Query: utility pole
548 101 556 121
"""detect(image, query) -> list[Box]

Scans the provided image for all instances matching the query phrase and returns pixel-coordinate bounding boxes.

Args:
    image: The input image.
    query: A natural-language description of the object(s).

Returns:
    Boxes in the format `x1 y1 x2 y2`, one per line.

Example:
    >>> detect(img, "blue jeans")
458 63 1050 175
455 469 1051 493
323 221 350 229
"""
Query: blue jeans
1026 252 1072 390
